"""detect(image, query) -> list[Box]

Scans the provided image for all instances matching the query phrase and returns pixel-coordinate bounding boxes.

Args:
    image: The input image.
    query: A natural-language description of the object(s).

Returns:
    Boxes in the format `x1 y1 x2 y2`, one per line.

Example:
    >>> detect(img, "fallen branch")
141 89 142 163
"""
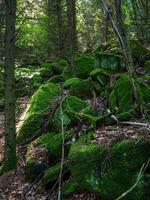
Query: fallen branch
58 95 65 200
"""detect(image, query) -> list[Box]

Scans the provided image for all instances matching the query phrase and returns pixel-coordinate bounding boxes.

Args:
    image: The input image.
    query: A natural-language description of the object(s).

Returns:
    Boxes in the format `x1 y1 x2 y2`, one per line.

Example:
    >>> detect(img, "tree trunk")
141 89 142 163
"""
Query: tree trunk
114 0 137 100
56 0 63 56
67 0 77 68
100 0 137 101
0 0 5 59
2 0 17 173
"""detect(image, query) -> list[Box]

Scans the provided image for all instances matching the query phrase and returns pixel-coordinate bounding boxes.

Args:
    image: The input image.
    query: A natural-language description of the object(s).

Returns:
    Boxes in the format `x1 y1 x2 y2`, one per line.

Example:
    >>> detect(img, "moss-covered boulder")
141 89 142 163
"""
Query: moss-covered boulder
39 63 53 78
69 136 150 200
52 58 68 75
90 68 110 87
74 56 95 78
47 75 63 84
52 96 92 129
43 162 68 185
64 77 81 89
109 75 150 116
62 178 79 197
129 40 150 64
70 79 94 99
25 133 53 180
144 60 150 72
109 75 134 113
26 131 72 180
17 83 60 143
95 52 125 73
61 66 73 81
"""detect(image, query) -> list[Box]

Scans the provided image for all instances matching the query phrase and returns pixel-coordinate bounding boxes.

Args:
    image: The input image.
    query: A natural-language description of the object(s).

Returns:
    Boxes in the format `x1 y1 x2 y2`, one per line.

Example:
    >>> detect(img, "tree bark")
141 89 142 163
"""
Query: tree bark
114 0 137 100
100 0 137 101
67 0 77 68
56 0 63 56
2 0 17 173
0 0 5 59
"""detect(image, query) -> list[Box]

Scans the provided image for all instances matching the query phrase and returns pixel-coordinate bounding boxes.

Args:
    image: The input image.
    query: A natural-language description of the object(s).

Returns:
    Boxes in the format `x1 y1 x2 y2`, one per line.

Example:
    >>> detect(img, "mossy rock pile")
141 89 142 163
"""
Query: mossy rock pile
95 52 125 73
109 75 150 118
129 40 150 64
70 79 94 99
43 162 68 185
26 131 73 180
90 68 110 87
69 135 150 200
74 55 95 78
53 95 92 130
17 83 60 143
64 77 81 89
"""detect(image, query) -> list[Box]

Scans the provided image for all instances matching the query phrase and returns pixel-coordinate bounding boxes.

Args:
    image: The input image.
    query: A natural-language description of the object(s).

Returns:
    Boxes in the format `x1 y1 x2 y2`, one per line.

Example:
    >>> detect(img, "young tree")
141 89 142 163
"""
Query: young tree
2 0 17 173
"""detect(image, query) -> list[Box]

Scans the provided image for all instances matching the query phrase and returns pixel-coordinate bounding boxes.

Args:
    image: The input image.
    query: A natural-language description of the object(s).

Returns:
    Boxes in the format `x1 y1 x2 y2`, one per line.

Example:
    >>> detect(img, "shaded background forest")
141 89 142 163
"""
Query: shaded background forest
1 0 150 62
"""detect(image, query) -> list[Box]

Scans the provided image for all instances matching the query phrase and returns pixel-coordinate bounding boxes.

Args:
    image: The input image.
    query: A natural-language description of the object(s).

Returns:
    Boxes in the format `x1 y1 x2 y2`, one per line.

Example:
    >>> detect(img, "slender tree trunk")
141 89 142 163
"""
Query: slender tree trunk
67 0 77 68
2 0 17 173
56 0 63 56
100 0 137 101
0 0 5 59
72 0 77 52
47 0 52 58
114 0 137 100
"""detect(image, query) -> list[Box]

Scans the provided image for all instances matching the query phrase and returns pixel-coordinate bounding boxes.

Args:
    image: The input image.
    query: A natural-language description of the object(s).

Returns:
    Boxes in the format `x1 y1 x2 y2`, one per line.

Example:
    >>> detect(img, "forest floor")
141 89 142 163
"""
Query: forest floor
0 97 103 200
0 95 149 200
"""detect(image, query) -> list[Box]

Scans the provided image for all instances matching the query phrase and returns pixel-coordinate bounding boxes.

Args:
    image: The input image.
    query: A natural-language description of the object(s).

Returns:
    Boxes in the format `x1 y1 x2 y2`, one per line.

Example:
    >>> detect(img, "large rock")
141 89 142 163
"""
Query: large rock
52 96 92 130
70 79 94 99
69 134 150 200
64 77 81 89
129 40 150 64
17 83 60 143
95 52 125 73
74 56 95 78
26 131 73 180
109 75 150 116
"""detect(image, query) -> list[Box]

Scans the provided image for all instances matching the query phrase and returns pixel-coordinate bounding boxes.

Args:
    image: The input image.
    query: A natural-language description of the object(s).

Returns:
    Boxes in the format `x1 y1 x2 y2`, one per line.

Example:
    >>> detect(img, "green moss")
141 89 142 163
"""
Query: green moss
43 162 68 184
69 138 150 200
39 63 53 77
69 137 107 193
26 132 73 181
90 68 110 87
74 56 95 78
70 79 94 99
64 77 81 89
47 58 68 75
46 132 73 159
61 67 73 81
137 80 150 104
117 112 132 121
129 40 150 63
47 75 63 84
95 52 125 73
99 140 150 200
144 60 150 71
62 179 79 197
17 83 60 143
26 161 47 181
109 75 134 113
52 96 92 129
109 75 150 117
